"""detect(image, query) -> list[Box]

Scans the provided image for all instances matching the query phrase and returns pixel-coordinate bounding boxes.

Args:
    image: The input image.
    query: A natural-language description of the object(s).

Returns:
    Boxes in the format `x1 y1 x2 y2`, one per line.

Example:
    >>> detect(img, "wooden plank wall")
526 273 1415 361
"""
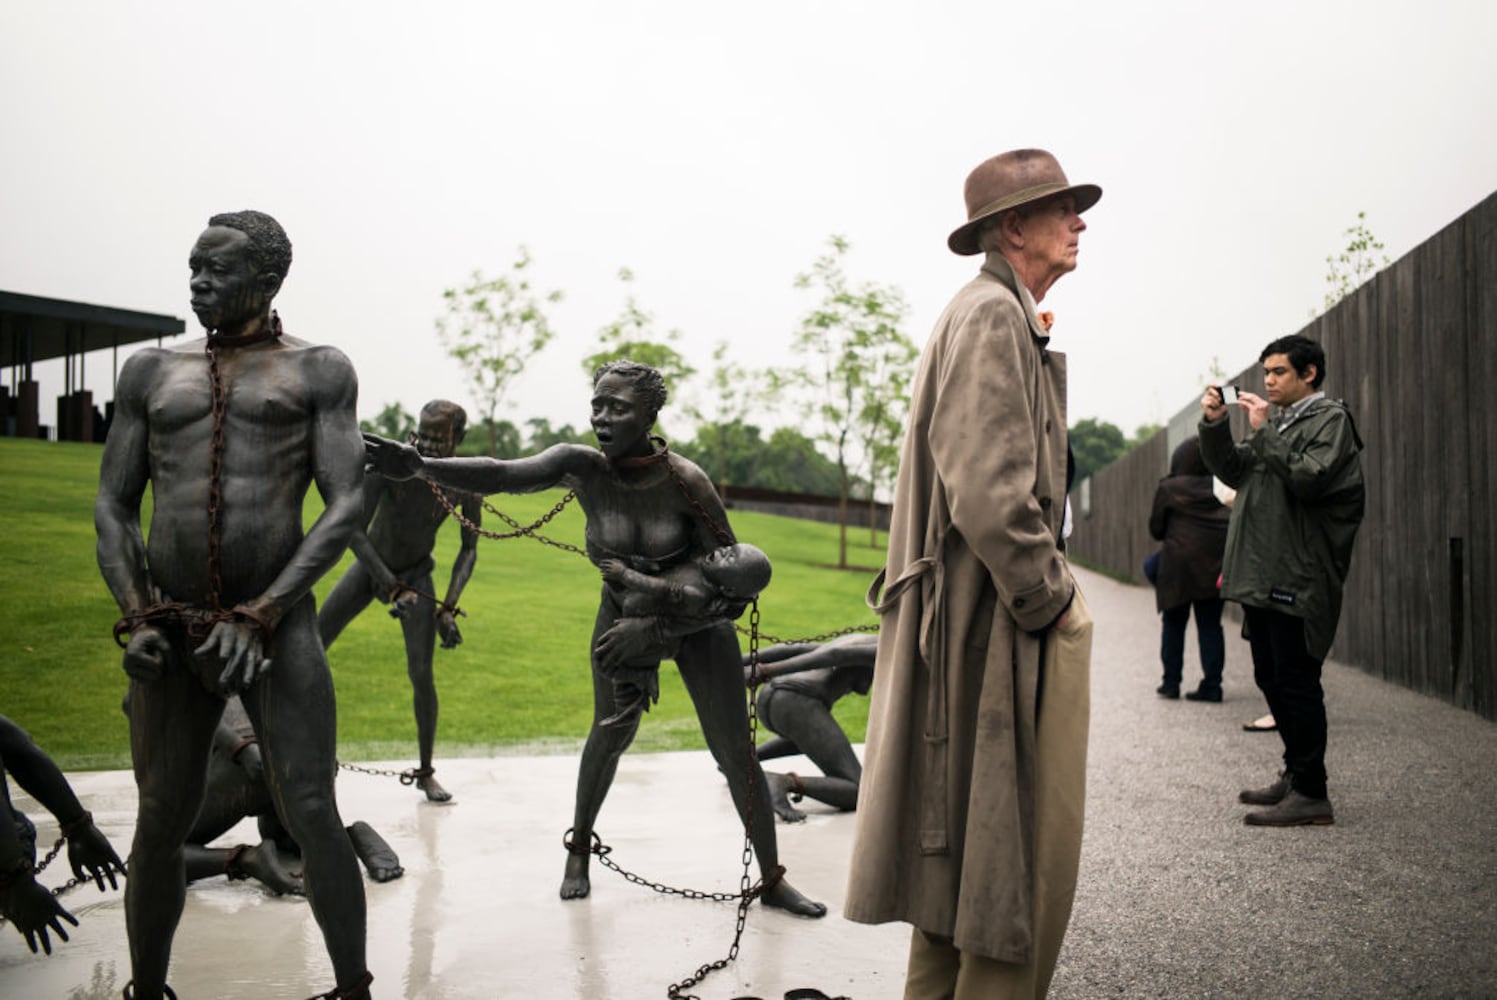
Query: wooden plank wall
1071 433 1166 585
1069 191 1496 720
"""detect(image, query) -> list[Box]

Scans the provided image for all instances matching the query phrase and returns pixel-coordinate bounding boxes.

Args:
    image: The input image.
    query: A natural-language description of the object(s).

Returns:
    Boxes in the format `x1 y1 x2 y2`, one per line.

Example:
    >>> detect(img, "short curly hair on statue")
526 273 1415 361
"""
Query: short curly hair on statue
420 399 468 440
592 359 668 416
207 210 293 280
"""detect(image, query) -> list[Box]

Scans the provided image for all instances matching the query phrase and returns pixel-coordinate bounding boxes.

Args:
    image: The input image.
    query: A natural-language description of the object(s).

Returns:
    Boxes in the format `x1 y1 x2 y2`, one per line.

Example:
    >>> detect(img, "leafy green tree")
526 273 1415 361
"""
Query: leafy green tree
675 418 766 488
1070 416 1128 481
678 341 767 491
360 401 417 442
580 268 696 438
455 418 521 458
854 333 917 545
781 235 914 568
1317 210 1391 315
437 247 563 456
754 426 845 496
1130 423 1162 446
524 417 591 451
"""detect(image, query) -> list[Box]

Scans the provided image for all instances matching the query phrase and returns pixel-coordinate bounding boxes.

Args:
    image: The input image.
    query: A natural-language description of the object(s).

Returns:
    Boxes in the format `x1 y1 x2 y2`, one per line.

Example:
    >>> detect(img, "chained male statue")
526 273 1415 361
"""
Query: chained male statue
319 399 481 802
364 359 826 918
96 211 373 1000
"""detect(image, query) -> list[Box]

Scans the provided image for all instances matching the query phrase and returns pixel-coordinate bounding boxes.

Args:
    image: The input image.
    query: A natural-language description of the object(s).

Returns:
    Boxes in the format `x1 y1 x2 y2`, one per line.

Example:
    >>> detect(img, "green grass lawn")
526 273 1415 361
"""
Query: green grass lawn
0 437 882 770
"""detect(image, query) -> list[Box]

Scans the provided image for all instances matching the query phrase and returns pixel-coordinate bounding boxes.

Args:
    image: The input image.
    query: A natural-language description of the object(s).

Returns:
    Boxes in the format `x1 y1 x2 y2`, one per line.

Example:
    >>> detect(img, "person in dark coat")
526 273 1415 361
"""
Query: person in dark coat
1148 436 1230 700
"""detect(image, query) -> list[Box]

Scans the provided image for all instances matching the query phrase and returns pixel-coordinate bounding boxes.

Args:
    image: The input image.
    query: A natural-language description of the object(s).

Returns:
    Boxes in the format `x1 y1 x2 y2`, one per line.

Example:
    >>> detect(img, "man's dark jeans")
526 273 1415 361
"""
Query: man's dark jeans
1160 597 1225 690
1243 605 1328 799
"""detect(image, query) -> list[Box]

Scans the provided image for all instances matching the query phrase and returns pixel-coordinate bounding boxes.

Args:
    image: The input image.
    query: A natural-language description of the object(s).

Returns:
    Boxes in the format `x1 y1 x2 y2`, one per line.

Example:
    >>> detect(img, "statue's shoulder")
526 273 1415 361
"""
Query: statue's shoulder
118 342 194 386
666 449 712 485
278 335 349 360
277 337 357 380
541 442 607 478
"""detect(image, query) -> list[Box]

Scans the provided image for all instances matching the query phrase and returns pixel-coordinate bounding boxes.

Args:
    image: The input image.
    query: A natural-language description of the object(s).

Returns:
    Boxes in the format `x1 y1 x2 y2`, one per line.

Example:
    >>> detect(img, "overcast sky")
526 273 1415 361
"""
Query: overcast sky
4 0 1494 444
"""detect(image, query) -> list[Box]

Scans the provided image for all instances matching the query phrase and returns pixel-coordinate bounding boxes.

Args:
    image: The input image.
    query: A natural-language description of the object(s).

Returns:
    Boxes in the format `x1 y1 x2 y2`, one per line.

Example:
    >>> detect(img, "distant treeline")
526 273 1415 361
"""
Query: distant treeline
359 406 858 499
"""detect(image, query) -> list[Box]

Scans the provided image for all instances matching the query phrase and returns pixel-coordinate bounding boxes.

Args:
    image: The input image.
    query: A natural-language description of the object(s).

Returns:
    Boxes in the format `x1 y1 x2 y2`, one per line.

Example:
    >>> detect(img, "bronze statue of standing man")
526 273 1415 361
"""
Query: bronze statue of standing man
319 399 481 802
96 211 373 1000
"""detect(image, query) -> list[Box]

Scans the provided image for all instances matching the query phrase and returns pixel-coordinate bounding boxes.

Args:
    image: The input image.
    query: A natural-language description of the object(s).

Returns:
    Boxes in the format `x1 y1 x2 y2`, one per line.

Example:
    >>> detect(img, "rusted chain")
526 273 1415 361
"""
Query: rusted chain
426 481 587 557
335 761 432 786
385 581 465 620
737 621 878 646
202 317 284 612
205 337 228 614
664 597 768 1000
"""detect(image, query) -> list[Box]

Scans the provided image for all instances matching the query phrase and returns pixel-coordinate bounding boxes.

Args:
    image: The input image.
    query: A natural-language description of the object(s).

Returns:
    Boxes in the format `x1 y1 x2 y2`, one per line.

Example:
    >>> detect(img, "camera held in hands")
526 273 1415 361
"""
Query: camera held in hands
1216 385 1239 406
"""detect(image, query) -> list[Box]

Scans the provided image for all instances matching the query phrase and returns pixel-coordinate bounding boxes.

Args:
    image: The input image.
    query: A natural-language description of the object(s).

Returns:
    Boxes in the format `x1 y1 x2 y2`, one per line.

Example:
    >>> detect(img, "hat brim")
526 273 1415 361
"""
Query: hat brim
947 182 1102 256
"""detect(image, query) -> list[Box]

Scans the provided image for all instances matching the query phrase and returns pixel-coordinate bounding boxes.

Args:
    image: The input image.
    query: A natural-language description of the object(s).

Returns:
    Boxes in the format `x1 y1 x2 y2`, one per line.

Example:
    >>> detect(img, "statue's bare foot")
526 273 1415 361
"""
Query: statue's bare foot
238 843 304 896
760 876 826 918
766 773 808 823
347 821 404 882
560 851 591 900
418 774 453 803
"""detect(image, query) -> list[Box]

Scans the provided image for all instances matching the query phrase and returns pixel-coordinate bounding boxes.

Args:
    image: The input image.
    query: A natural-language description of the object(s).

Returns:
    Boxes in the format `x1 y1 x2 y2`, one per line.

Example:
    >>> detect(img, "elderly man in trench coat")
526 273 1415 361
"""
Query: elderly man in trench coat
845 149 1099 999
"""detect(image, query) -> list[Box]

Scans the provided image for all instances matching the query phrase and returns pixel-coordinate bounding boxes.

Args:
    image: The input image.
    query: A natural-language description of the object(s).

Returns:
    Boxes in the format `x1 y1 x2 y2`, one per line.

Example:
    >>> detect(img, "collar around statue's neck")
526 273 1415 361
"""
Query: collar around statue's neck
611 435 669 469
209 310 283 349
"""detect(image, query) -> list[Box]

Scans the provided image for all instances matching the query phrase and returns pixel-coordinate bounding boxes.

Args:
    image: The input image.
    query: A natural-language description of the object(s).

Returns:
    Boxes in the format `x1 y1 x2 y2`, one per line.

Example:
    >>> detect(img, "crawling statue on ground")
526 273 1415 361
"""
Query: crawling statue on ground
747 633 876 822
165 696 403 894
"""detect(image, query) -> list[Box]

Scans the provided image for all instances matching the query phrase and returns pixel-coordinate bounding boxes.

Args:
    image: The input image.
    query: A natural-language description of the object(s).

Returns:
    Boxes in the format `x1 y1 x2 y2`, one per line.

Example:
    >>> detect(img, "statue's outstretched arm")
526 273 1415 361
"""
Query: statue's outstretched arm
365 436 595 497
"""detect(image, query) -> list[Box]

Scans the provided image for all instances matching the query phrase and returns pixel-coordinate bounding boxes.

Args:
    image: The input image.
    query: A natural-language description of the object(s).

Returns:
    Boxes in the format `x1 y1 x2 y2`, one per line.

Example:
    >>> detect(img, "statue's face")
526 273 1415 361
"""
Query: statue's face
413 413 458 458
704 545 747 597
188 226 279 333
591 373 655 460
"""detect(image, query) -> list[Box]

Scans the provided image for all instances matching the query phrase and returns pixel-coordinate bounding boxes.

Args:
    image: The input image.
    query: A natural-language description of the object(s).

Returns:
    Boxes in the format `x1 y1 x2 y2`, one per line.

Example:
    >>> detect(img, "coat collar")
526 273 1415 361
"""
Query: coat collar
979 252 1050 346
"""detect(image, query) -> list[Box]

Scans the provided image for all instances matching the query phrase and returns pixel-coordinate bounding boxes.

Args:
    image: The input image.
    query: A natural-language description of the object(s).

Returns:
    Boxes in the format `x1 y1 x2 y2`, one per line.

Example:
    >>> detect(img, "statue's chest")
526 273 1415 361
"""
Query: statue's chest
386 480 452 525
149 356 309 434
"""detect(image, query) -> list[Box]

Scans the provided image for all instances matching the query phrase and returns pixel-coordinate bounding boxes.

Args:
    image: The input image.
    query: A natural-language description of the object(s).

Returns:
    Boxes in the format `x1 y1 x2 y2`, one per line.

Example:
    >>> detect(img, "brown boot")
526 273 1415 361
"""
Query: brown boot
1238 770 1291 806
1244 790 1334 826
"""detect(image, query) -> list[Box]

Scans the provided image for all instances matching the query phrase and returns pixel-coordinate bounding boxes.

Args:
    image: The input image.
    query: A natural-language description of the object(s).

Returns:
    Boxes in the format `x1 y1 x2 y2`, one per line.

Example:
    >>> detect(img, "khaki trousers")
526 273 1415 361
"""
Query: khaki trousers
903 586 1093 999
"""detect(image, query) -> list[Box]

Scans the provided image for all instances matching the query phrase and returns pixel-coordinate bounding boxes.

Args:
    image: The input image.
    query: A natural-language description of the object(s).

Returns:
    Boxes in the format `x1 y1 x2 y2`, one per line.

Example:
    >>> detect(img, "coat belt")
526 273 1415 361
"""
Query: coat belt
868 554 951 854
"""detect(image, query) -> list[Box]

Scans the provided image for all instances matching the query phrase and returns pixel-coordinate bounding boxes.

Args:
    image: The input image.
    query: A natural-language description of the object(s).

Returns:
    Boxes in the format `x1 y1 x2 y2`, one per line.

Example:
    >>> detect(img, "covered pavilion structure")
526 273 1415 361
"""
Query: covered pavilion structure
0 290 184 442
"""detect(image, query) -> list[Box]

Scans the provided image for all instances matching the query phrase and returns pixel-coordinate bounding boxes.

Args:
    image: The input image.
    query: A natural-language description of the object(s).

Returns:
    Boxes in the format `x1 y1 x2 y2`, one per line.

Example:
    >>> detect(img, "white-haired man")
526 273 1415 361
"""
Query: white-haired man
846 149 1099 999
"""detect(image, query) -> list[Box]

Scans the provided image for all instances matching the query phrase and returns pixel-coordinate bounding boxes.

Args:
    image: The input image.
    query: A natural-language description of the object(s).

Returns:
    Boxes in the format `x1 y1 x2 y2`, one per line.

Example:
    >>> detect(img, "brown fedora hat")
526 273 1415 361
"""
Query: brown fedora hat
947 149 1101 256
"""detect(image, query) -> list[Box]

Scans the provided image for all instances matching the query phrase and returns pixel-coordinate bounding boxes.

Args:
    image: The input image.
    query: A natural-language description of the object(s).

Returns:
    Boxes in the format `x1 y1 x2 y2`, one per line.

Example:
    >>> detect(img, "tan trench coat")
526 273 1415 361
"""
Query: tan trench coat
844 252 1073 964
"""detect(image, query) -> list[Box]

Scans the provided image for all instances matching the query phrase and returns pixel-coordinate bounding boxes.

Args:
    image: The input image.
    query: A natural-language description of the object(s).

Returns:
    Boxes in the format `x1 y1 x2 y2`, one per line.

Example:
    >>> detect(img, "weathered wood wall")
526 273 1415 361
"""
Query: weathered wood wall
1069 191 1496 720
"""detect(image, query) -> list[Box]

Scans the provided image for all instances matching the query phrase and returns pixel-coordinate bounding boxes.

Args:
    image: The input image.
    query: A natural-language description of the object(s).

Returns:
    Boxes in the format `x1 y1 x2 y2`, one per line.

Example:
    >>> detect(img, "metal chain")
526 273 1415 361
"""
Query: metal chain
664 598 768 1000
565 831 743 904
384 580 465 620
426 481 587 556
0 836 120 929
738 621 878 646
205 340 229 613
29 835 65 878
655 440 734 548
335 761 431 786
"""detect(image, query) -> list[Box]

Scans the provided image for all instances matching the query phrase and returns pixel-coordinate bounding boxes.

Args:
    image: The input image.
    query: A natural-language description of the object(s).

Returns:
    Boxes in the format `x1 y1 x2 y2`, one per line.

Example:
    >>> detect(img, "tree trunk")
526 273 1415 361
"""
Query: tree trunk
837 464 849 569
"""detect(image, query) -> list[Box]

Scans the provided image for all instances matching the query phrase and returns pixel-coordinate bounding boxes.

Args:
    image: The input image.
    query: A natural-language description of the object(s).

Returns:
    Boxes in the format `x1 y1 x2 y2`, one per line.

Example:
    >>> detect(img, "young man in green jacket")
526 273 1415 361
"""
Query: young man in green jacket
1199 334 1365 826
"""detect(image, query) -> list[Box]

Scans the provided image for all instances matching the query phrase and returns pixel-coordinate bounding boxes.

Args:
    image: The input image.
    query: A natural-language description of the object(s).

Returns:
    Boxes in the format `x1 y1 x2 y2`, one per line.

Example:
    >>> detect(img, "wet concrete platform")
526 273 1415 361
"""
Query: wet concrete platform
0 748 899 999
5 565 1496 997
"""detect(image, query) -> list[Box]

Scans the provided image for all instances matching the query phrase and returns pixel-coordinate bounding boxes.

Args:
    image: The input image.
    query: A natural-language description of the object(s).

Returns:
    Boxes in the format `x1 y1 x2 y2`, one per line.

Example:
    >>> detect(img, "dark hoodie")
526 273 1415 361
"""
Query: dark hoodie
1148 437 1230 612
